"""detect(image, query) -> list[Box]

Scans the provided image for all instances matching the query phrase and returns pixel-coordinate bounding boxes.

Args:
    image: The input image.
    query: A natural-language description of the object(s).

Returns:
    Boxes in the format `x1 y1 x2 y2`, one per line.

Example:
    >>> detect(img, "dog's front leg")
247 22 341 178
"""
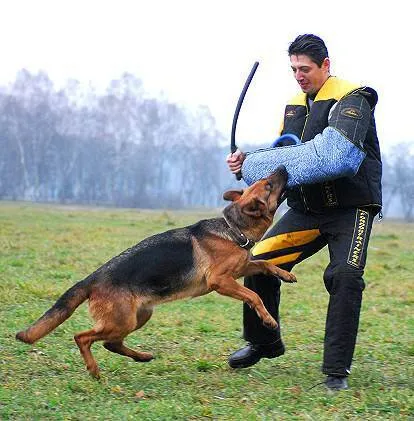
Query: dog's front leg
207 275 278 330
244 260 297 283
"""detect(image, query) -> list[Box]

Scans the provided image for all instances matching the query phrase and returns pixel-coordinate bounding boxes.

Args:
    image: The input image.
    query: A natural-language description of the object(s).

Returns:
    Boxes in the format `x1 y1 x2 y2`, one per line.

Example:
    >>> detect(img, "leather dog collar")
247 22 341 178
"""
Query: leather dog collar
223 215 255 250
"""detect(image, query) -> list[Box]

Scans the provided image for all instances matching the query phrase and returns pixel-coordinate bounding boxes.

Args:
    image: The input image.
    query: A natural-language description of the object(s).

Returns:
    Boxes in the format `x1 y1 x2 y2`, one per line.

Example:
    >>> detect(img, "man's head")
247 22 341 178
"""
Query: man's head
288 34 330 96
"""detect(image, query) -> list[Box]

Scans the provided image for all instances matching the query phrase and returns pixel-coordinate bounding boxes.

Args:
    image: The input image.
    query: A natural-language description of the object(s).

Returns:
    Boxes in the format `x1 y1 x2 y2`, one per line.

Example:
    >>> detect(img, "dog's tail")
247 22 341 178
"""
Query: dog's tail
16 275 93 344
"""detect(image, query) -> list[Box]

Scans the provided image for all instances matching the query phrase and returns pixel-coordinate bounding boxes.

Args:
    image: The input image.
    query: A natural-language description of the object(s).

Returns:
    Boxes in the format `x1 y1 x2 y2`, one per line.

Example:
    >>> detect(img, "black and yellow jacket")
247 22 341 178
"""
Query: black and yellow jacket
279 76 382 213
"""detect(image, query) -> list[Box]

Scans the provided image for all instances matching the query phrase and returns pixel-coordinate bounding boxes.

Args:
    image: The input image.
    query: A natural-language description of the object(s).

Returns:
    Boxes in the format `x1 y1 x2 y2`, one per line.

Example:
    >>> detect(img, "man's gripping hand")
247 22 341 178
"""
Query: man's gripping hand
226 149 246 174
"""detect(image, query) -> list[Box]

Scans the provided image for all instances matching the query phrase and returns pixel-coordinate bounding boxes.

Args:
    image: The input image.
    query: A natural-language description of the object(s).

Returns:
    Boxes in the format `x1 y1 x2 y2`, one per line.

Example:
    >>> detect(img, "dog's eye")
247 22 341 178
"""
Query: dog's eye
266 182 273 190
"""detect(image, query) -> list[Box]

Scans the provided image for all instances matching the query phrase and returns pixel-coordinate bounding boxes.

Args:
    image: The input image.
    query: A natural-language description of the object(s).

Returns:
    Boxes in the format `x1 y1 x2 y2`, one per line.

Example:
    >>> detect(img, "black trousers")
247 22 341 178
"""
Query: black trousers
243 206 374 376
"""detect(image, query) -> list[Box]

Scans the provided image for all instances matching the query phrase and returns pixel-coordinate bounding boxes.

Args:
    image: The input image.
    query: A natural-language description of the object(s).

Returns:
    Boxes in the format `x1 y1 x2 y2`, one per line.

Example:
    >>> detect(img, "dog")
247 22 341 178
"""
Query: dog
16 166 296 378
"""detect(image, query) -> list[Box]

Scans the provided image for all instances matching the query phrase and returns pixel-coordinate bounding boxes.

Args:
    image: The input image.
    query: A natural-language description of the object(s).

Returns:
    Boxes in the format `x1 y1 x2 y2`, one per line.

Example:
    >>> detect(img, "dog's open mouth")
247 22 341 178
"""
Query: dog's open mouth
264 166 288 208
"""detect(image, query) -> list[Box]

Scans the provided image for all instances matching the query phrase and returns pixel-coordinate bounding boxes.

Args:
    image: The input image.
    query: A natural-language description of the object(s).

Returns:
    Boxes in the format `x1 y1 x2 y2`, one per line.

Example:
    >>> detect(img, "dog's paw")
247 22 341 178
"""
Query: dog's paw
133 351 154 362
278 270 297 283
267 264 297 283
262 317 278 331
87 365 101 380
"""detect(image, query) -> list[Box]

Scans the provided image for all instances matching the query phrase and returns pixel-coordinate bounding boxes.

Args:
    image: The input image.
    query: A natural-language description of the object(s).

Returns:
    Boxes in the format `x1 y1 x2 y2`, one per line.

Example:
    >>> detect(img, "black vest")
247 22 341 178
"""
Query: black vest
280 77 382 213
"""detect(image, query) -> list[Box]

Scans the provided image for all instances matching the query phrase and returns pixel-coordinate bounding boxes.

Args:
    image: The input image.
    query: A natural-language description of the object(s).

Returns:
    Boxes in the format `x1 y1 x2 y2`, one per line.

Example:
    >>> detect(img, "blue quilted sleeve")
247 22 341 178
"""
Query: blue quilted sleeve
241 126 366 188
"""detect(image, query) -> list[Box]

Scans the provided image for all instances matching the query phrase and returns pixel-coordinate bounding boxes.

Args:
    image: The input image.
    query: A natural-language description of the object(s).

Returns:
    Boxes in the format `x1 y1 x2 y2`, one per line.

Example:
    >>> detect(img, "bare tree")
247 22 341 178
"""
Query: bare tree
389 143 414 221
0 69 233 209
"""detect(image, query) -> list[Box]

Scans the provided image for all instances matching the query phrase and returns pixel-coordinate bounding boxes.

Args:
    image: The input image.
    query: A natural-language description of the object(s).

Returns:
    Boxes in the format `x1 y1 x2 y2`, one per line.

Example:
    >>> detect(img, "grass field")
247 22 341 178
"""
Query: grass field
0 202 413 420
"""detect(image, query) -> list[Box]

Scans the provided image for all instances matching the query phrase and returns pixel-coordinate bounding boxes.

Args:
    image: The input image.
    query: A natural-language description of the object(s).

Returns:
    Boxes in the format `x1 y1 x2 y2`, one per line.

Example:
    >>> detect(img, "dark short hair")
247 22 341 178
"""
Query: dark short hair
288 34 329 67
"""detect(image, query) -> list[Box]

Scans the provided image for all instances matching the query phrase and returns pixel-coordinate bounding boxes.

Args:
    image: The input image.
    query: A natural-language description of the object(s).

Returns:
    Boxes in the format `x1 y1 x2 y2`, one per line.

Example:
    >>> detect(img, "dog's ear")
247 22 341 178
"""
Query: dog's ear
223 190 244 202
243 199 265 218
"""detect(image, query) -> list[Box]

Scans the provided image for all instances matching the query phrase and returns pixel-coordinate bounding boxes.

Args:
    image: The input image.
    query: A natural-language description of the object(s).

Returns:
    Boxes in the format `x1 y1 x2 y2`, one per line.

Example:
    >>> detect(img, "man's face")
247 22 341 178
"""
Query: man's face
290 54 330 96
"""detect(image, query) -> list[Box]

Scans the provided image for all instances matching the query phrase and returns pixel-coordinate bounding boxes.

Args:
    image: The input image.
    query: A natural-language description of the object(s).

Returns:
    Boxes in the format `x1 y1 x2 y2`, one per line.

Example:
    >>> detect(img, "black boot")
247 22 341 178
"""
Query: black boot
325 375 349 391
228 342 285 369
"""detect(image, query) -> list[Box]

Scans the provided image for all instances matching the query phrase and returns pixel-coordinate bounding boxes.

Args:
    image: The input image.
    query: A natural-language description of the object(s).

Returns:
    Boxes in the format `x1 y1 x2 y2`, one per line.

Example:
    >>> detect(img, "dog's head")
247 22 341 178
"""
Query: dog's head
223 166 288 239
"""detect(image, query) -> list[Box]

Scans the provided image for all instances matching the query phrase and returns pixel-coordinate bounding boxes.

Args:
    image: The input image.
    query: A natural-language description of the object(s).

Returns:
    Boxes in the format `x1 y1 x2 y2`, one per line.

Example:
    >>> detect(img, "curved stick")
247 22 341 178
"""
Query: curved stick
231 61 259 180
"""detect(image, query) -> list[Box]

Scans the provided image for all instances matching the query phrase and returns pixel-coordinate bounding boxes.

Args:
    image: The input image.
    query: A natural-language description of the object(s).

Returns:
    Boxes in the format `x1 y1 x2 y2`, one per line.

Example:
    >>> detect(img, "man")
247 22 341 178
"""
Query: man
226 34 382 391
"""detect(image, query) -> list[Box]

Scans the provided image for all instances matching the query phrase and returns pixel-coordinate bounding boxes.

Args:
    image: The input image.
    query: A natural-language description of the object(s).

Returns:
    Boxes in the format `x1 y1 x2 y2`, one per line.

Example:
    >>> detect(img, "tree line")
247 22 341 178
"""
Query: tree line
0 70 413 220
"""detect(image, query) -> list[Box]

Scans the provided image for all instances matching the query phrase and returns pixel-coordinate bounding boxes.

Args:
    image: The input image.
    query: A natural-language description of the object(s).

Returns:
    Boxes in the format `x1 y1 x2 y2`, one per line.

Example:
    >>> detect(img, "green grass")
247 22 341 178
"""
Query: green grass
0 202 413 420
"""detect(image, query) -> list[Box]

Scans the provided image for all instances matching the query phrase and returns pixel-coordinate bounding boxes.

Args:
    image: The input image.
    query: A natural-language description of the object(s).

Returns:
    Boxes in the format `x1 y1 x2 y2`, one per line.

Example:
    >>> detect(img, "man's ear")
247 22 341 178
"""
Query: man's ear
322 57 330 74
223 190 244 202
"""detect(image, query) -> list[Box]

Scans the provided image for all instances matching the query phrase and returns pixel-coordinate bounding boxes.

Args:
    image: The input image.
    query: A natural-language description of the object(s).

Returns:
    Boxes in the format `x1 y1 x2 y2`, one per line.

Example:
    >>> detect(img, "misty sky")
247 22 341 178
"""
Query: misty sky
1 0 411 153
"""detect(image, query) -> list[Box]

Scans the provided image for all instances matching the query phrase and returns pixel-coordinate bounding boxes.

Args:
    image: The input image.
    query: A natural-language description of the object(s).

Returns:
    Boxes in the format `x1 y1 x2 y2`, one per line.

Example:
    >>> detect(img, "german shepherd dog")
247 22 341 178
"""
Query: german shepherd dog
16 167 296 378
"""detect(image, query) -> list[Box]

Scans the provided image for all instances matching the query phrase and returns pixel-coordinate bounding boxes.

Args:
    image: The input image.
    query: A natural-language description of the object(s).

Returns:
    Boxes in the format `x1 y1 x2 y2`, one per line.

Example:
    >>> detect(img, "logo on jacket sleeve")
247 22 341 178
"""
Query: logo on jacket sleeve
340 107 363 119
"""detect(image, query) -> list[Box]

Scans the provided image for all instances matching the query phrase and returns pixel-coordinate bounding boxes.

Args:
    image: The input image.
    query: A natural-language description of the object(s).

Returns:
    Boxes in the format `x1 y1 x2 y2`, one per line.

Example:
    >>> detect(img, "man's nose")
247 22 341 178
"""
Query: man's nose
295 71 303 81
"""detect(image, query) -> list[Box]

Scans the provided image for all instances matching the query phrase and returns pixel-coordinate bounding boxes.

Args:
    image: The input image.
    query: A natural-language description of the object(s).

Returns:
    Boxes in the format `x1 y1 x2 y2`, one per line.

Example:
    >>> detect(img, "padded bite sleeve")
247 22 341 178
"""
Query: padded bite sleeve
242 94 371 188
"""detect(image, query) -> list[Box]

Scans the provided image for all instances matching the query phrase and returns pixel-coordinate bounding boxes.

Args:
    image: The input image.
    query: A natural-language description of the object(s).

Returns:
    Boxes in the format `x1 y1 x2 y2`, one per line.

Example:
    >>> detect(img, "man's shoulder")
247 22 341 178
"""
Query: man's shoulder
332 78 378 108
315 77 361 102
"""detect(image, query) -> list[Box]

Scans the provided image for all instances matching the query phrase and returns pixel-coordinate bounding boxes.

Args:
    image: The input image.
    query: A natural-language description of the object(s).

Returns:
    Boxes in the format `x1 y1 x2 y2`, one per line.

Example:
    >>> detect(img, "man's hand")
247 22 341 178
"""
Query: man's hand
226 149 246 174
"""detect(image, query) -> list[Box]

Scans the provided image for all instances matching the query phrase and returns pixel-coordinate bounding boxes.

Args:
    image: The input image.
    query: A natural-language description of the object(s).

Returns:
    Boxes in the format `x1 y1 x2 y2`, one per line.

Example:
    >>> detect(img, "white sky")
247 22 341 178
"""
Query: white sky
0 0 411 153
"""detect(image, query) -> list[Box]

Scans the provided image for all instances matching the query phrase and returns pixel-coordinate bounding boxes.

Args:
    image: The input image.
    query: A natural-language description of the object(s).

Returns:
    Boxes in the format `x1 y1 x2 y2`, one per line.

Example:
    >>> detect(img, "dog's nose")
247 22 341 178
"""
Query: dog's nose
270 165 288 183
276 165 287 176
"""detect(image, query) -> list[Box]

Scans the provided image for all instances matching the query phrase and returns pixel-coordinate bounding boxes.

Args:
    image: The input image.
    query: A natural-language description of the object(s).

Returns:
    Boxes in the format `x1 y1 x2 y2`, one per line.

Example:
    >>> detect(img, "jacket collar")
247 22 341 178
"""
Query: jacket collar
288 77 361 106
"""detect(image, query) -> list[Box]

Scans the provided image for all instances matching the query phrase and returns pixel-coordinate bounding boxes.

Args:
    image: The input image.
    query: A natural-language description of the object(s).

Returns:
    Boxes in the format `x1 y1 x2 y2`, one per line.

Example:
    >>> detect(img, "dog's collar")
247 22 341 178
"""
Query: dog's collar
223 215 255 250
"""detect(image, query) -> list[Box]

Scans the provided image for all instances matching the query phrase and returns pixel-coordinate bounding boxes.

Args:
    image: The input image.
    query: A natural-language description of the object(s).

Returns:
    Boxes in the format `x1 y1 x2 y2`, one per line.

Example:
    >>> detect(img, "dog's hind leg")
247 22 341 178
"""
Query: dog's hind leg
75 295 143 377
74 328 107 378
103 306 154 362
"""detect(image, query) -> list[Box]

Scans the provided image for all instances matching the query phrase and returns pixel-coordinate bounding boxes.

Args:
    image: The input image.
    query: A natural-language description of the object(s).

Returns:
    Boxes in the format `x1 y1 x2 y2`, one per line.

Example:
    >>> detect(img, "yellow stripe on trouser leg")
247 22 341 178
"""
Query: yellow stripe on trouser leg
251 229 321 265
267 252 304 266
